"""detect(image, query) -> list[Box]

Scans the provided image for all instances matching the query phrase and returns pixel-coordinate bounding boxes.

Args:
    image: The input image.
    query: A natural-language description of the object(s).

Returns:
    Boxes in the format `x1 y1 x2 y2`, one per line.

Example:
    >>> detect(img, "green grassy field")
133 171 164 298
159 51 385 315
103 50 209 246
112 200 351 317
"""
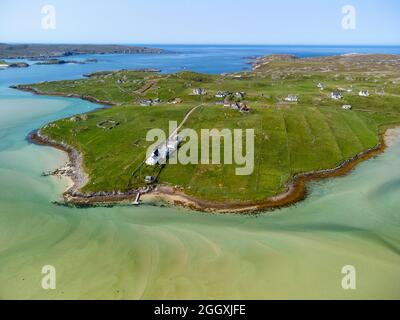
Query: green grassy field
23 54 400 202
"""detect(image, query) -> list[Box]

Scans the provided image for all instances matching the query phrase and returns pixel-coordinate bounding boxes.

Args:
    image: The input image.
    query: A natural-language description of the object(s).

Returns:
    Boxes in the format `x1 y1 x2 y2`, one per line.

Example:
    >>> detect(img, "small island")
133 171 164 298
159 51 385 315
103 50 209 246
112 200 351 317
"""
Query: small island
35 58 98 65
0 60 30 68
8 62 30 68
14 54 400 212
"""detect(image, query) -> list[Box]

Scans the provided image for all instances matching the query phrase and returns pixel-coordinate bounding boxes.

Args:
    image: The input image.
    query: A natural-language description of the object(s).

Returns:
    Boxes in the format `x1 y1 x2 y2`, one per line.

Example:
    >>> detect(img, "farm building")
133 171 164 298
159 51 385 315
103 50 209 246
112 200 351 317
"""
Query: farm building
331 90 343 100
169 98 182 104
145 176 156 184
240 104 251 113
193 88 206 95
140 100 153 107
215 91 229 98
285 95 299 102
145 134 183 166
235 92 246 99
359 90 370 97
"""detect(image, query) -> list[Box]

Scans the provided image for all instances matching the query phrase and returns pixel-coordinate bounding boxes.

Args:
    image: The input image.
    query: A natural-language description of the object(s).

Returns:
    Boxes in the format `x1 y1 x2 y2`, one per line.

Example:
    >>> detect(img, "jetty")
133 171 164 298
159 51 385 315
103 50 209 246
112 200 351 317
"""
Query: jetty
133 192 141 205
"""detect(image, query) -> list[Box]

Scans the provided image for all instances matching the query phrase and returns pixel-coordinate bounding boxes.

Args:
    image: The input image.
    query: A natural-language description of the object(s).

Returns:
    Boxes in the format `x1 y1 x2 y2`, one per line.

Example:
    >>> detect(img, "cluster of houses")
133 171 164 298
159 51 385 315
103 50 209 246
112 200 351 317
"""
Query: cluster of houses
213 90 250 113
215 91 246 99
145 134 183 166
330 89 370 101
193 89 247 99
117 76 128 84
224 101 251 113
215 91 229 98
327 86 372 111
312 82 375 111
329 88 371 110
138 82 374 113
140 98 161 107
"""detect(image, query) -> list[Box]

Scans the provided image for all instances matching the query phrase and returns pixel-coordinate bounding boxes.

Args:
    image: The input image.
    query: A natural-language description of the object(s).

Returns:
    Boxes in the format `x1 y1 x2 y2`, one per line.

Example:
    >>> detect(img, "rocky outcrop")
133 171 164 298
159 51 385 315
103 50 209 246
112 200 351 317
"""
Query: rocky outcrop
8 62 29 68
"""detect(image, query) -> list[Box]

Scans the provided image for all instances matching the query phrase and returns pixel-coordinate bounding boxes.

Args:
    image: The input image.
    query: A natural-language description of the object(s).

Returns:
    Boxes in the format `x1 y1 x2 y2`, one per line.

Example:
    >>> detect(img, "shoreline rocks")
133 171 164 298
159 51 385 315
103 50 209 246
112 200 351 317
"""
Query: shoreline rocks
28 125 389 214
8 62 29 68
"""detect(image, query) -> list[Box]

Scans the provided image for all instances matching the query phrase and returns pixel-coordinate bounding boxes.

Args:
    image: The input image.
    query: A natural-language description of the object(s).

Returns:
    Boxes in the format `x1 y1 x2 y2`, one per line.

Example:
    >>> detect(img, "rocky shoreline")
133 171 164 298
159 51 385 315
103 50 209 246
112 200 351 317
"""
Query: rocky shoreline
29 126 393 213
141 136 388 213
30 130 153 207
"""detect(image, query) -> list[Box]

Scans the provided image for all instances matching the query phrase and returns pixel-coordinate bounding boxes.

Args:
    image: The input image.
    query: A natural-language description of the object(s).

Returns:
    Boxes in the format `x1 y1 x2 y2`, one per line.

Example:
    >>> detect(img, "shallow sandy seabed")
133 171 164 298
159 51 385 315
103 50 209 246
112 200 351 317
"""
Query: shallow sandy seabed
2 127 400 299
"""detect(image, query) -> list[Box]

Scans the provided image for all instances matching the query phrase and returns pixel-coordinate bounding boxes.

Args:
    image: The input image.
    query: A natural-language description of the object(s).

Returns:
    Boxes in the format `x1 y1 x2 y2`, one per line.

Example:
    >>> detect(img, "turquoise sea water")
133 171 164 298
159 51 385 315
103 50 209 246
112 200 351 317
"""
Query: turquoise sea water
0 46 400 299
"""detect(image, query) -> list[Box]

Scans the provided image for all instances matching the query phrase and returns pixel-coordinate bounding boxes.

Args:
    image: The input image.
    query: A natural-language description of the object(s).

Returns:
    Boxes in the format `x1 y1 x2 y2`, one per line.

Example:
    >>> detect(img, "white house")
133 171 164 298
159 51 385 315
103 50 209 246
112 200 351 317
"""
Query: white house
285 95 298 102
140 100 153 107
145 134 182 166
145 176 156 184
146 148 162 166
342 105 352 110
193 88 206 95
215 91 229 98
235 92 246 99
359 90 370 97
331 90 343 100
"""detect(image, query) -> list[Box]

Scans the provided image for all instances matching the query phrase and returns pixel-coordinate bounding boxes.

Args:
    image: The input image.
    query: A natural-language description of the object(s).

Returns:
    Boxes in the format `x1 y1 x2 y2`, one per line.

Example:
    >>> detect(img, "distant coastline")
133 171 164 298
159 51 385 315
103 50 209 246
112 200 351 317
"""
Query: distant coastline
0 43 164 59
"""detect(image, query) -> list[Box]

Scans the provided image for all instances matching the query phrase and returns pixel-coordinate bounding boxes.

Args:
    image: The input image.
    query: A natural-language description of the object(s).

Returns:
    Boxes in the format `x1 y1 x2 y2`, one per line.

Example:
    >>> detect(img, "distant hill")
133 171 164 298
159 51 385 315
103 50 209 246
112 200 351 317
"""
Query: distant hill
0 44 164 59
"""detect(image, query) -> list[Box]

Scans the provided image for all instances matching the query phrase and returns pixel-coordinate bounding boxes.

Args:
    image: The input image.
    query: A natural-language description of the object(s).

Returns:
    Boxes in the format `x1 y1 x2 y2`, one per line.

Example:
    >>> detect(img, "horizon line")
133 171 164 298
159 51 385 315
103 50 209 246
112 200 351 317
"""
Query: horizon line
2 42 400 47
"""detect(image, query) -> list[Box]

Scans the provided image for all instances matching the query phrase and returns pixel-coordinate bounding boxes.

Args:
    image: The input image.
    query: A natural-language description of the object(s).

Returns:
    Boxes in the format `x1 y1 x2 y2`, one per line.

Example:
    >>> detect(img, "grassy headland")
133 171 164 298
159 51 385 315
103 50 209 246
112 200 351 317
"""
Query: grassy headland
15 54 400 211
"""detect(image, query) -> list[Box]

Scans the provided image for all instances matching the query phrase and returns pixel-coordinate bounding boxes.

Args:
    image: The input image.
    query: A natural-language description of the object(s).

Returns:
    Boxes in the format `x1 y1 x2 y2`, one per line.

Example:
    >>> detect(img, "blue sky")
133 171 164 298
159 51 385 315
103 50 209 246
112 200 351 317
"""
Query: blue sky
0 0 399 45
